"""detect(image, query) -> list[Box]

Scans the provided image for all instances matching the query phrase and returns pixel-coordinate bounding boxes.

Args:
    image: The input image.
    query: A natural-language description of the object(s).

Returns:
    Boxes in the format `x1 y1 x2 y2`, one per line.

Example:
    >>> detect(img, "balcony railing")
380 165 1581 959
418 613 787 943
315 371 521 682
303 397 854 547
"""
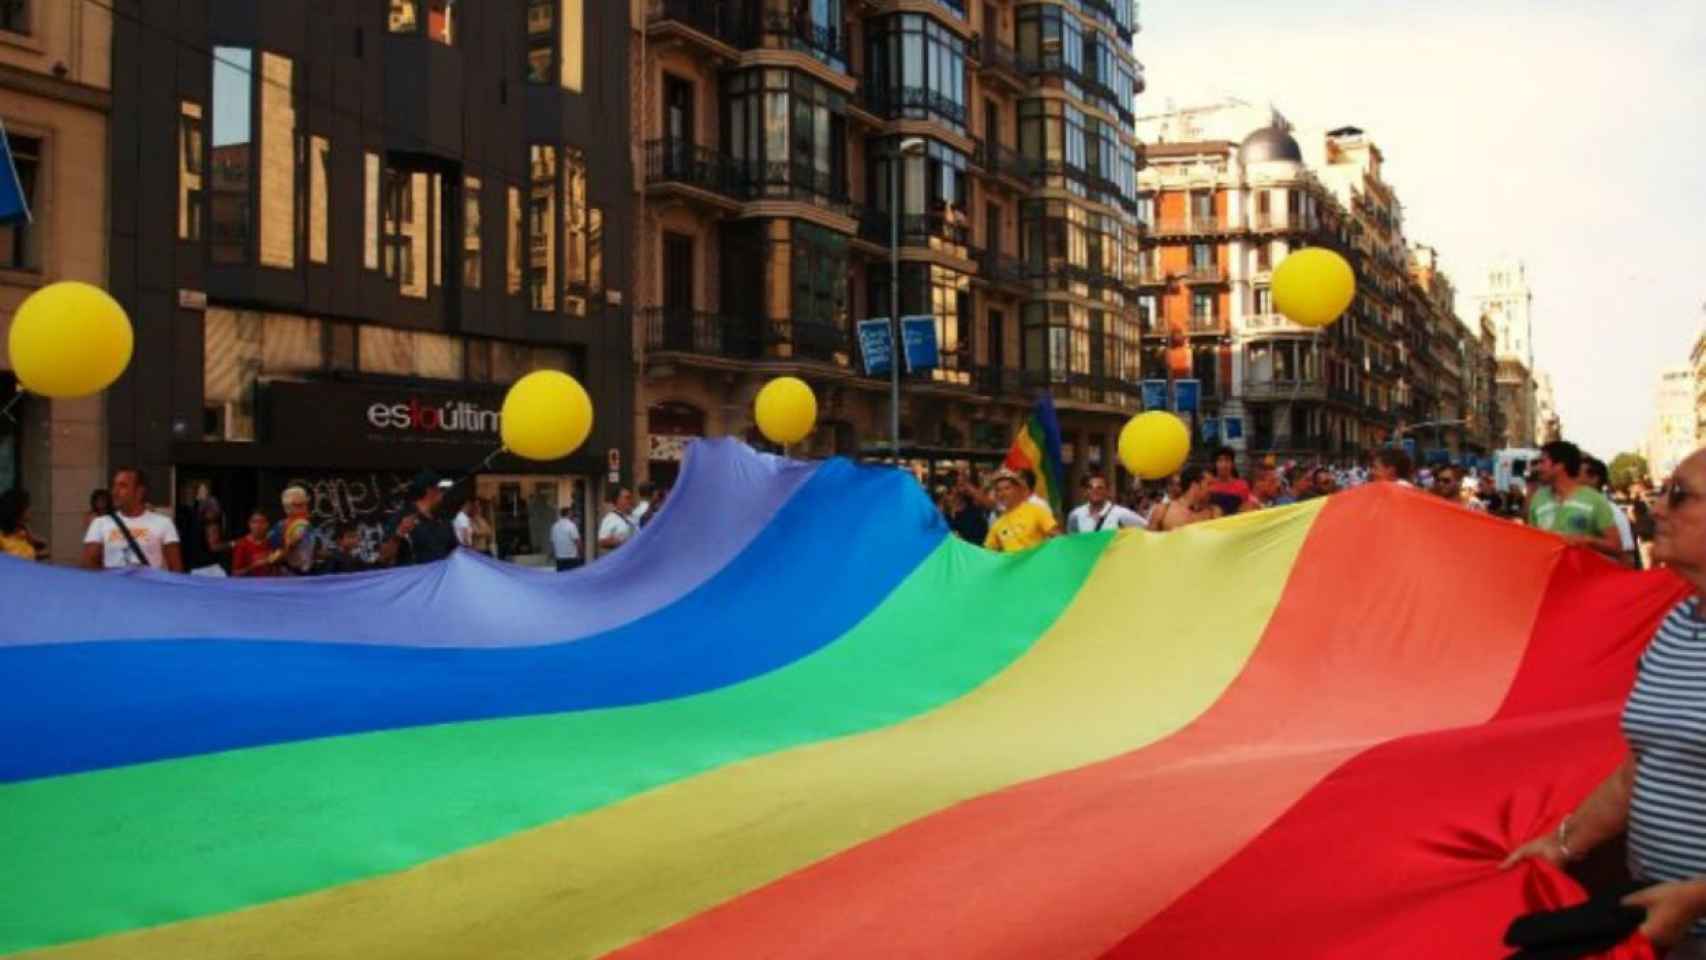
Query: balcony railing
645 0 744 46
1243 312 1314 334
1149 217 1230 237
974 365 1025 398
645 308 765 360
777 320 849 363
861 85 968 128
644 138 743 198
1243 377 1327 401
1182 263 1226 285
977 248 1028 287
857 208 971 248
758 10 849 65
976 33 1022 79
1185 313 1224 334
981 140 1040 183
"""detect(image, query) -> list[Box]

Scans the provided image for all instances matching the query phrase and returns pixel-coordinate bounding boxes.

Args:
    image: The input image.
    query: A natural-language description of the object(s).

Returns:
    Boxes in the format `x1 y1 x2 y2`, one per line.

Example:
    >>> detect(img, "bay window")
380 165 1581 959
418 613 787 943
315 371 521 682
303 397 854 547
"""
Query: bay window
1016 5 1083 79
868 136 969 248
726 69 848 207
863 14 967 132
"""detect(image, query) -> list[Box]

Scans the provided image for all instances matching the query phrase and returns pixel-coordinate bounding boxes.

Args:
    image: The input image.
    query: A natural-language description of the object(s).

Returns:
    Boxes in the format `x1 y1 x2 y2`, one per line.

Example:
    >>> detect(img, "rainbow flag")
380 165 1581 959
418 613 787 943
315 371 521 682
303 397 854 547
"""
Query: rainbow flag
0 439 1687 958
1003 393 1066 516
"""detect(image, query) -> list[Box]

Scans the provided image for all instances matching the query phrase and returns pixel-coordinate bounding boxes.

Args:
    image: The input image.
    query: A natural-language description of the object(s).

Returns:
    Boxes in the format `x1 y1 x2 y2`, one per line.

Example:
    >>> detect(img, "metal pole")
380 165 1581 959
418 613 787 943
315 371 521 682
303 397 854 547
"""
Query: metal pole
889 154 902 463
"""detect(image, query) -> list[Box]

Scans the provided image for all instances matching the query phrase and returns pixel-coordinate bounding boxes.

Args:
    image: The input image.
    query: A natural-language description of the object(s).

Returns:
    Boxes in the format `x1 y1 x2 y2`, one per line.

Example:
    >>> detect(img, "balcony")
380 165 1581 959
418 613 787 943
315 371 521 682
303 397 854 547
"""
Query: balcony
1148 217 1233 239
1182 263 1227 285
974 33 1023 89
755 9 850 66
856 208 971 250
645 308 765 361
1243 377 1327 402
1243 312 1314 335
860 85 967 129
737 160 853 214
644 138 743 208
980 140 1040 187
977 248 1028 290
645 0 744 51
974 364 1025 399
1185 313 1224 335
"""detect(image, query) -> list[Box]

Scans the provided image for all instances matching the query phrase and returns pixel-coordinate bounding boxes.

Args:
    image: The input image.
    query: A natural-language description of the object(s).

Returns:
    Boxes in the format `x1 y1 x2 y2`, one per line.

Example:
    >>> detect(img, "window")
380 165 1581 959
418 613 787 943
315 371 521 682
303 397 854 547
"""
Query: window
587 207 602 298
864 14 967 131
178 102 204 242
869 136 968 247
463 176 482 290
506 186 522 294
382 168 431 298
790 223 849 359
388 0 457 44
1018 98 1088 191
1192 291 1215 322
363 152 380 270
725 69 848 206
526 0 581 91
307 135 329 264
1189 190 1214 223
210 47 253 264
0 130 36 270
431 173 443 288
869 262 970 383
1016 5 1083 77
562 147 587 315
258 52 297 269
1254 286 1272 315
1190 243 1213 269
359 326 463 378
528 145 557 311
0 0 29 36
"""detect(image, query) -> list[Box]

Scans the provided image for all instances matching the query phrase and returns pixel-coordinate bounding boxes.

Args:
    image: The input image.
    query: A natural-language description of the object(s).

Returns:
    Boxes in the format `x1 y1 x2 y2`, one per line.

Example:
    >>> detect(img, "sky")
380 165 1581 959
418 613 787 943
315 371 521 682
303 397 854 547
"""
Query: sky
1136 0 1706 456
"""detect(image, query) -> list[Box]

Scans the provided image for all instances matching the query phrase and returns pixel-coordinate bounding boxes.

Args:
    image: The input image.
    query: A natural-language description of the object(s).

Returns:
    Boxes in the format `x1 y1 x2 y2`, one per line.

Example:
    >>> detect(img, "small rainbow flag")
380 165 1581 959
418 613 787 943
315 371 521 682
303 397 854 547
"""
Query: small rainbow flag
1003 394 1066 516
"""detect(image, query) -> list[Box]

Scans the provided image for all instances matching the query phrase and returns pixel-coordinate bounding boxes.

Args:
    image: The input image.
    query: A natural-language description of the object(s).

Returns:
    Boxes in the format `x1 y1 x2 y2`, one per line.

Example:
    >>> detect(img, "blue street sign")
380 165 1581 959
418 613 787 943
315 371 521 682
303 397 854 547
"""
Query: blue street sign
1173 379 1201 414
857 318 894 376
901 315 939 373
1200 417 1220 443
1141 380 1168 411
1222 416 1244 441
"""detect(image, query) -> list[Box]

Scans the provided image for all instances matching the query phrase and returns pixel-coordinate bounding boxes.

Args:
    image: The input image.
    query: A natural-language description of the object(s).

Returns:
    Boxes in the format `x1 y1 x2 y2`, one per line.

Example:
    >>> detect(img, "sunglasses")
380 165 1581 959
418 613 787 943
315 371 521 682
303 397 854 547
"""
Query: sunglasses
1659 480 1699 509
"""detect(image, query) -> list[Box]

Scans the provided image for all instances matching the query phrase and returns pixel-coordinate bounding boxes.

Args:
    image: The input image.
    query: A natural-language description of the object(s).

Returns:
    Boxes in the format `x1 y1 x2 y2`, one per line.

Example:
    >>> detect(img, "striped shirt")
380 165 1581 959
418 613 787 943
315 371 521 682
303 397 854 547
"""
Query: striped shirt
1623 597 1706 931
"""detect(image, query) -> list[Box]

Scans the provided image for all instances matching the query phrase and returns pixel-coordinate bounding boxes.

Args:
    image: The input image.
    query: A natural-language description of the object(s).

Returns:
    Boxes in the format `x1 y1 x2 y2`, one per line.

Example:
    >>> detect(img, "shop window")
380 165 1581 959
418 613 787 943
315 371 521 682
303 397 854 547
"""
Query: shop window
178 102 204 243
388 0 457 44
258 52 297 269
463 176 482 290
210 47 253 264
526 0 582 91
307 135 329 264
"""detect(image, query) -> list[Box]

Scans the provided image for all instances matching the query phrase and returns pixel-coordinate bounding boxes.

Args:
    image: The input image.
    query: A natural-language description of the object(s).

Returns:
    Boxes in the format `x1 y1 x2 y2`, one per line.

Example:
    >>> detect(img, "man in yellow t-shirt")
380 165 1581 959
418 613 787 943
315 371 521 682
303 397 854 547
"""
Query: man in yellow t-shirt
984 469 1058 553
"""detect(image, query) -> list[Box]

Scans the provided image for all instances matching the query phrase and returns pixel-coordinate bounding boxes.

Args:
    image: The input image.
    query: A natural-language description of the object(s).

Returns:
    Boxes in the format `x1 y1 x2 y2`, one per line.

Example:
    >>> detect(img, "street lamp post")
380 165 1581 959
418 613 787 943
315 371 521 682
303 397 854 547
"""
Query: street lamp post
889 137 927 463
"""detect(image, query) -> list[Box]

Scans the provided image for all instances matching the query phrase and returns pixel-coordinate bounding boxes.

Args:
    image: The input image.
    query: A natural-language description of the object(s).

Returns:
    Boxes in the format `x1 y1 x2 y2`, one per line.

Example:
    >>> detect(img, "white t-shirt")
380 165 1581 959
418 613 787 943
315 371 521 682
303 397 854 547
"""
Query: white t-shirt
598 511 638 549
85 511 180 569
1066 502 1146 533
550 518 582 559
453 512 475 547
632 500 652 524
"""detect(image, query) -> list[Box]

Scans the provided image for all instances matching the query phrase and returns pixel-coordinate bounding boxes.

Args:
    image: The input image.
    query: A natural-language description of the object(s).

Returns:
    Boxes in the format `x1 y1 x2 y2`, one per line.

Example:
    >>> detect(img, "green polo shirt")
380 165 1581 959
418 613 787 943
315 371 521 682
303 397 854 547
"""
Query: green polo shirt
1528 486 1618 538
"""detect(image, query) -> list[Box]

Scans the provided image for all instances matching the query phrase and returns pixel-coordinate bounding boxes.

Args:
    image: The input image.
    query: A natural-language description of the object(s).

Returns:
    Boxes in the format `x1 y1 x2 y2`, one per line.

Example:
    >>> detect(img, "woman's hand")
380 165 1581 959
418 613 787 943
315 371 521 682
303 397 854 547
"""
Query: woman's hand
1624 880 1706 948
1500 833 1570 870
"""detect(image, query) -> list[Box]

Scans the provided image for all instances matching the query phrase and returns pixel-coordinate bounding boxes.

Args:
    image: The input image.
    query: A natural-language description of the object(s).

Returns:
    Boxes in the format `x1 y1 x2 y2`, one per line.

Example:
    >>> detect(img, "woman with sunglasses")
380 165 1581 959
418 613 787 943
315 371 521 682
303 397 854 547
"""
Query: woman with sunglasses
1503 455 1706 956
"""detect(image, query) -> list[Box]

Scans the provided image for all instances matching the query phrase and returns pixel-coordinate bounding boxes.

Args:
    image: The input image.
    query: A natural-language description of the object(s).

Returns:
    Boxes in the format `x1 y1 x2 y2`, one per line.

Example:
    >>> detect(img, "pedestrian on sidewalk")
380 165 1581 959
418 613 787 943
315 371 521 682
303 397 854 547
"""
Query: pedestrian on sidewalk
597 487 639 555
550 507 583 572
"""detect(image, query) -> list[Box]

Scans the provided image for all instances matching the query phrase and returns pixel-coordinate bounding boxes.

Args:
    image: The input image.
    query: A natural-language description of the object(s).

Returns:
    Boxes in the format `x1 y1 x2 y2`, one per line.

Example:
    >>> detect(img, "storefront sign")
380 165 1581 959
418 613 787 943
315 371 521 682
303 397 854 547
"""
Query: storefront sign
1141 380 1169 412
365 398 501 435
267 382 504 448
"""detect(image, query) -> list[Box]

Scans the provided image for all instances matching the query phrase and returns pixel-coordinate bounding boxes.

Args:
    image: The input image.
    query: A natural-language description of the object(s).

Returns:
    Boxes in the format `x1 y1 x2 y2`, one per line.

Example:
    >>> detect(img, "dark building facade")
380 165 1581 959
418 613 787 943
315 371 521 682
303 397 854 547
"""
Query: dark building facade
107 0 632 561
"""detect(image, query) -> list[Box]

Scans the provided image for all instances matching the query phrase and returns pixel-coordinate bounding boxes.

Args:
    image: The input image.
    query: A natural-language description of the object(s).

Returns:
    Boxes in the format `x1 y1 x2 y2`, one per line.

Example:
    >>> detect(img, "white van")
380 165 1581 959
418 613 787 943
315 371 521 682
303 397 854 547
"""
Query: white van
1494 447 1542 495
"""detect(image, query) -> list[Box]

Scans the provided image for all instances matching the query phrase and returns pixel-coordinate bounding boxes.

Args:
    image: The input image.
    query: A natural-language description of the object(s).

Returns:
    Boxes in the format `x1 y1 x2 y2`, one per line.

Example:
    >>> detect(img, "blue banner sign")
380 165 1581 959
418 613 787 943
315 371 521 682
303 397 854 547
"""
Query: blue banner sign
901 315 939 373
857 319 894 376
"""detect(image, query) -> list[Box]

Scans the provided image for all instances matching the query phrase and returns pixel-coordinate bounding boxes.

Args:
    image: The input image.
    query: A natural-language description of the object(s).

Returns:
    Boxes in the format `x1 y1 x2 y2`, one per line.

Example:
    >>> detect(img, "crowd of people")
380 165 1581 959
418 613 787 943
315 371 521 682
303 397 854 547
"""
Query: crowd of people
939 440 1659 566
0 468 670 576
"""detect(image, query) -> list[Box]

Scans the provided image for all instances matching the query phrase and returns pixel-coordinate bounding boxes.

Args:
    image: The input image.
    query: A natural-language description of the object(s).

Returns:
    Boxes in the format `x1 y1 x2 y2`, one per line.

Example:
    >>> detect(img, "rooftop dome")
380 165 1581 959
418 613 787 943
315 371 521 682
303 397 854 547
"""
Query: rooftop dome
1239 126 1303 165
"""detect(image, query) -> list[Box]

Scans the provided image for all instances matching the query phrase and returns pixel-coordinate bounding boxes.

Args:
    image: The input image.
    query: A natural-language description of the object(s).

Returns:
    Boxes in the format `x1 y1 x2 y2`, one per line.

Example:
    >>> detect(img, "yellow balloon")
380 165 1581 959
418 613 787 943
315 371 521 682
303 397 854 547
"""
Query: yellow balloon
7 281 133 398
754 376 817 445
1272 247 1355 328
500 370 593 461
1119 411 1191 480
